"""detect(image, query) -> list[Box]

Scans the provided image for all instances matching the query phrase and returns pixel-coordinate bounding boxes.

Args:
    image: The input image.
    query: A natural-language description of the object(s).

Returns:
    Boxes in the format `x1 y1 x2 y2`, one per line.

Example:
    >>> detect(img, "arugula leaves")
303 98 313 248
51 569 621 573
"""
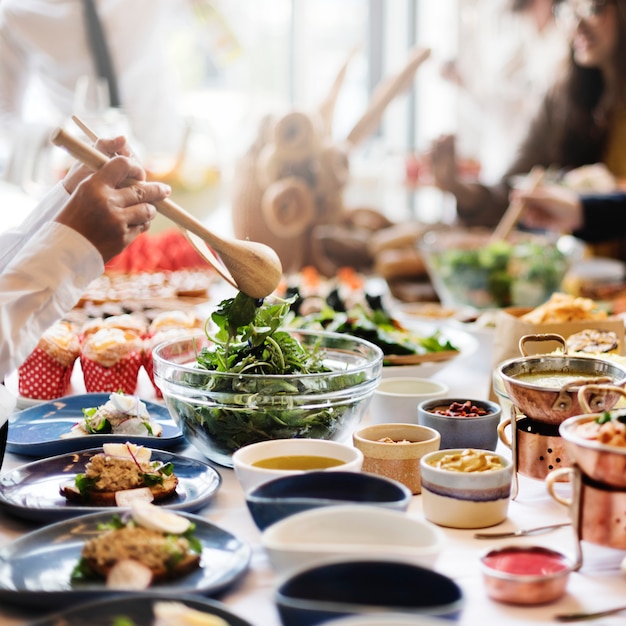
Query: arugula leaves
171 293 367 455
288 292 456 356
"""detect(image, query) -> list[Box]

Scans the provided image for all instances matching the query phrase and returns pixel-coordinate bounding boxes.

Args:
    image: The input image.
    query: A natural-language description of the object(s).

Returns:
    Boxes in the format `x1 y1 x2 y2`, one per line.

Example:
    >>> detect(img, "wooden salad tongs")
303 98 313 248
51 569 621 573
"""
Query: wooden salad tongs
51 122 283 299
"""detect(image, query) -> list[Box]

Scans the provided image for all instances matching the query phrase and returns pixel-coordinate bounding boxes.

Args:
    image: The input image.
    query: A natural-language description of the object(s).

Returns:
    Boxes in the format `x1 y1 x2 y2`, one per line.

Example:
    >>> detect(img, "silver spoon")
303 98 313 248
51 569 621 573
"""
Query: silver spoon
555 605 626 622
474 522 571 539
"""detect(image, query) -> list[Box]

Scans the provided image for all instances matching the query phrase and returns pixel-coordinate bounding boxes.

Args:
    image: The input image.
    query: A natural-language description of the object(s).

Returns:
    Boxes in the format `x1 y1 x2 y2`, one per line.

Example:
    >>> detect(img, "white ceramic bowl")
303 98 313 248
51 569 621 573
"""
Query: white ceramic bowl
420 448 513 529
369 377 449 424
232 438 364 493
261 504 445 575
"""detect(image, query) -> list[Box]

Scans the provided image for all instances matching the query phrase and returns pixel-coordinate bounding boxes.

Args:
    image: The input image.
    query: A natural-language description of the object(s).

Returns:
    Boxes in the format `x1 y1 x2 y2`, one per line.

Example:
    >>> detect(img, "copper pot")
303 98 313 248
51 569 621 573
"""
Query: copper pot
558 385 626 488
497 334 626 424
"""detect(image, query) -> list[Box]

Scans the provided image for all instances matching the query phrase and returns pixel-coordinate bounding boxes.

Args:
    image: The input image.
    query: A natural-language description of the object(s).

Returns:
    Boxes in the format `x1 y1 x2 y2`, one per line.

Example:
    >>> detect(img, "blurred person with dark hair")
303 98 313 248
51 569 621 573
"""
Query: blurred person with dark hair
431 0 626 259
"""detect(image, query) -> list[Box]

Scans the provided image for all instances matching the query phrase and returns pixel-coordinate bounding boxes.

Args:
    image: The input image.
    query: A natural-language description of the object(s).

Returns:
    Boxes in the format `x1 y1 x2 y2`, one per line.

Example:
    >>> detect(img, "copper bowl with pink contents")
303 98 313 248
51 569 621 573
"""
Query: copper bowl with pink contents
480 545 573 605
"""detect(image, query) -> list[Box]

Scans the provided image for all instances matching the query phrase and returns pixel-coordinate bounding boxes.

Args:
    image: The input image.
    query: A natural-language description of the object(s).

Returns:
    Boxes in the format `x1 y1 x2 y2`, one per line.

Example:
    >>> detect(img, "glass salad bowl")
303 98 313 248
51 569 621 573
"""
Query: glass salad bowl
153 331 383 467
418 228 570 310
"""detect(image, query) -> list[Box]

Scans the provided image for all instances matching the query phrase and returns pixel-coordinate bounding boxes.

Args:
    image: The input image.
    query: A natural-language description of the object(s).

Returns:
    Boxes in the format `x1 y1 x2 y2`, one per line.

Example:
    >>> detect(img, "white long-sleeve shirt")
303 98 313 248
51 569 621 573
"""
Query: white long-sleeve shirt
0 0 185 155
0 182 102 382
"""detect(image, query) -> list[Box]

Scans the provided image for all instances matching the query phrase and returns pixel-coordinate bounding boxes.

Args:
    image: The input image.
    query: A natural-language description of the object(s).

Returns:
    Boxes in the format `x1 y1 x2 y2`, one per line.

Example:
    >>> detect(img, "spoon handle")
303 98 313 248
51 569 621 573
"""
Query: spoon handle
474 522 571 539
555 606 626 622
50 127 226 254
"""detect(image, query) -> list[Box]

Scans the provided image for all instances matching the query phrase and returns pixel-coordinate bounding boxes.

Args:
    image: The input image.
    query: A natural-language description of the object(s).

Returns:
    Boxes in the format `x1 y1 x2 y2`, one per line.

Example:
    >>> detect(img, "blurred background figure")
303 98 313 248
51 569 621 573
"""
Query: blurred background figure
439 0 568 182
0 0 217 193
429 0 626 260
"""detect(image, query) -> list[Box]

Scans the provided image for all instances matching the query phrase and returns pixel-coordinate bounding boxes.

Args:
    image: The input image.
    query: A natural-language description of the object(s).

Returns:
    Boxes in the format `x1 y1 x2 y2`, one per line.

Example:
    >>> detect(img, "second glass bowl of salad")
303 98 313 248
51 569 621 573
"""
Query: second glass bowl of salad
153 330 383 467
418 228 570 310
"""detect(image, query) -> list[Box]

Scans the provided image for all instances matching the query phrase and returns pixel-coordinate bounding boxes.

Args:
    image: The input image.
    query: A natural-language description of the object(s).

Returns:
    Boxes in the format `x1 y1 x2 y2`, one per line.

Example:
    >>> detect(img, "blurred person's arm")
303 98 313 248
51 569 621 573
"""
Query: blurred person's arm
517 186 626 241
577 193 626 241
515 184 584 232
0 136 134 272
429 88 559 228
0 154 169 379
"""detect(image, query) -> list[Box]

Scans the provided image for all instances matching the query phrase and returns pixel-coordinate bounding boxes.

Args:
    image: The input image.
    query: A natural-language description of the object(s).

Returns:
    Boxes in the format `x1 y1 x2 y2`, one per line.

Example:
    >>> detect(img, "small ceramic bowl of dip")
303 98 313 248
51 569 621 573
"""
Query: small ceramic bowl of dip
232 438 363 493
480 545 573 605
417 398 502 450
420 448 513 528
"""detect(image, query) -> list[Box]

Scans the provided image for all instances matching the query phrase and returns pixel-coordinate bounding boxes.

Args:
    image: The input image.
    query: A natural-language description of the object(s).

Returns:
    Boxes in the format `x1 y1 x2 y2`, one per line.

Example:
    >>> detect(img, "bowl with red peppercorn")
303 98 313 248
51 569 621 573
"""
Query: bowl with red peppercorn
417 398 501 450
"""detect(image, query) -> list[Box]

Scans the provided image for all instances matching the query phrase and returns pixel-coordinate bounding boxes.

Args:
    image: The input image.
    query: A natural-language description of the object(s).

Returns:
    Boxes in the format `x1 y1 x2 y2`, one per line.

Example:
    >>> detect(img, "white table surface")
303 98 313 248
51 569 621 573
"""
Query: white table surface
1 344 626 626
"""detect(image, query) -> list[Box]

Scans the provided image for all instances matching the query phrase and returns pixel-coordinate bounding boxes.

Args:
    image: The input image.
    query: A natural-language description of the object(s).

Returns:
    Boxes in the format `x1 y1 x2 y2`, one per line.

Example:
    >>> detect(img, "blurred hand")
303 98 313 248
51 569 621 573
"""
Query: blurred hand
62 135 138 194
428 134 458 192
55 155 170 263
514 184 584 233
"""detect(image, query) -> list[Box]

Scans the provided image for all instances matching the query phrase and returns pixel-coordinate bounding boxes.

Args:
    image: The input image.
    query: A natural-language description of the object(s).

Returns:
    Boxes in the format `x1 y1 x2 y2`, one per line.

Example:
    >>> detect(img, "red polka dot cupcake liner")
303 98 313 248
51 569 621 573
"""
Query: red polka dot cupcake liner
80 351 143 394
18 347 76 400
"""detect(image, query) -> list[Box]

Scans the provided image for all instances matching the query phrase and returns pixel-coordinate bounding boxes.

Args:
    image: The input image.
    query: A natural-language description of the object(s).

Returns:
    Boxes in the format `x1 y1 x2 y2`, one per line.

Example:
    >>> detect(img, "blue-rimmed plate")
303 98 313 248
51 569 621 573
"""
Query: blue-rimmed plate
26 593 253 626
0 448 221 522
6 393 184 457
0 510 251 609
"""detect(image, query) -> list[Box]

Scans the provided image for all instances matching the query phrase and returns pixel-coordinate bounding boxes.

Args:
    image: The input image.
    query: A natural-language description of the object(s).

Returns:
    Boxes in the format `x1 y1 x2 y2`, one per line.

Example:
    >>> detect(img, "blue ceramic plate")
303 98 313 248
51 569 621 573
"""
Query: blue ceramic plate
26 593 253 626
0 448 221 522
6 393 184 457
0 510 251 610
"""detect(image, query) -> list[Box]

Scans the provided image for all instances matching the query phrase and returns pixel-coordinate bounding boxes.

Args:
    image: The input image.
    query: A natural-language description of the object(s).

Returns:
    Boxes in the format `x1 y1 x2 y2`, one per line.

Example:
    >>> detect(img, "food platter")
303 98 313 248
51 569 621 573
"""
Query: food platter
6 393 184 457
381 325 479 378
0 448 221 522
0 510 251 609
26 593 253 626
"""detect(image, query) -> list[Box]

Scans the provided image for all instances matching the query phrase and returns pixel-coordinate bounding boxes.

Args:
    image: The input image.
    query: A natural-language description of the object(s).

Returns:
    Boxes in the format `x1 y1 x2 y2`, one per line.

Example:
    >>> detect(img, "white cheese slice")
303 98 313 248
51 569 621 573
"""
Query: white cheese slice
131 501 190 534
114 487 155 507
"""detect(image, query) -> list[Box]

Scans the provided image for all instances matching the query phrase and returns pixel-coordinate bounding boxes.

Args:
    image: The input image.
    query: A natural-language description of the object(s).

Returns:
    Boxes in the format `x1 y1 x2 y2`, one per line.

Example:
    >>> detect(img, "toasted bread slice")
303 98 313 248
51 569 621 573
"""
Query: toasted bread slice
60 474 178 506
81 524 200 582
59 451 178 506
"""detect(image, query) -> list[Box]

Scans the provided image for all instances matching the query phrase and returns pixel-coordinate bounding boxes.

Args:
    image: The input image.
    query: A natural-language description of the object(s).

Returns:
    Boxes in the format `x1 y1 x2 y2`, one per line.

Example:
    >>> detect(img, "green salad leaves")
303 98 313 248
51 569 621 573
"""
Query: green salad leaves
170 292 370 458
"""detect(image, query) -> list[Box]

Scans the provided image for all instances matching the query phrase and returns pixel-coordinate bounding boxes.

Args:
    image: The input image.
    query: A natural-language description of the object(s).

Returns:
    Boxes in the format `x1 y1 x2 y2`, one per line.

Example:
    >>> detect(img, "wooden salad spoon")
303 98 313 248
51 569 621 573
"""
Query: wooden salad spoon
52 124 283 299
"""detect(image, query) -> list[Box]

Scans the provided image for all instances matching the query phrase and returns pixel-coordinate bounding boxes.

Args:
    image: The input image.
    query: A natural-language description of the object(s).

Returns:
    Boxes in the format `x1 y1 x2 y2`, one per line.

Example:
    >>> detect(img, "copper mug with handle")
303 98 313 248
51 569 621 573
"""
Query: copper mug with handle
546 465 626 550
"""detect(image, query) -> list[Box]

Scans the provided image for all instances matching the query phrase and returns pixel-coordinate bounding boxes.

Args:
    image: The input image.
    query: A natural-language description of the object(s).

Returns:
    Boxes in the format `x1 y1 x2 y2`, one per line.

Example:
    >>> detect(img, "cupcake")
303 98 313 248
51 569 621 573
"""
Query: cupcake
18 321 80 400
81 314 148 341
148 310 203 335
80 328 144 394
